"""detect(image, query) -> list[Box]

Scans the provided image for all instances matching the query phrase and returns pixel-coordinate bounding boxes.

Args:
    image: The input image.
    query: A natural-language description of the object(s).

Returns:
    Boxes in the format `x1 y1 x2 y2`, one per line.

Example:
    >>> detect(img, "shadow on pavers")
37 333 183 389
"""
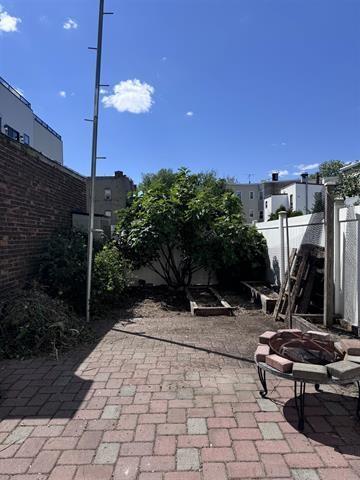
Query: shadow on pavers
0 316 136 421
283 390 360 457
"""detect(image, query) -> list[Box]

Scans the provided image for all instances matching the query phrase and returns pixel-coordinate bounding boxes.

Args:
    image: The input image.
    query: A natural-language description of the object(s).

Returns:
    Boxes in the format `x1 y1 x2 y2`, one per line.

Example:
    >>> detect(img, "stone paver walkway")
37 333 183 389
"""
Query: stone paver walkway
0 314 360 479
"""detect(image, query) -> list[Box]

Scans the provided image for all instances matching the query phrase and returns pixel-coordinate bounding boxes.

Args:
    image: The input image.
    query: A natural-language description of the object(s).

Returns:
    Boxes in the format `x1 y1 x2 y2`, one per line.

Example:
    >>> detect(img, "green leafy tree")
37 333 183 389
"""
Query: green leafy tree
337 170 360 199
268 205 303 221
319 160 344 178
116 168 266 287
312 192 325 213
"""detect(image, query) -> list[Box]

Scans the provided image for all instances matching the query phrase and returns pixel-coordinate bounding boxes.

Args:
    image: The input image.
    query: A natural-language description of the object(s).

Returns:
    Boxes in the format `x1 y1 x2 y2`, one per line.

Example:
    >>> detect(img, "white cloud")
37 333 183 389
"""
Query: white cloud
293 163 319 175
272 141 287 147
0 4 21 32
59 90 67 98
186 111 194 117
99 87 108 95
280 142 287 146
63 18 78 30
102 79 154 114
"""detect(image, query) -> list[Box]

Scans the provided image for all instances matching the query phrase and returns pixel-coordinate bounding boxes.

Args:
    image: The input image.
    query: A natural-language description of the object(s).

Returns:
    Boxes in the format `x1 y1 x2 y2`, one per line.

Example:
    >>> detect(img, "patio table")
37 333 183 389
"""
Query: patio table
255 359 360 431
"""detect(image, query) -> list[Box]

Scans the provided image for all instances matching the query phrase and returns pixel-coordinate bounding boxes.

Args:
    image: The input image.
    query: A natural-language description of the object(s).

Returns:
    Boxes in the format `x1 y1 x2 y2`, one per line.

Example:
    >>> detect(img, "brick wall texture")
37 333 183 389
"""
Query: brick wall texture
0 134 86 295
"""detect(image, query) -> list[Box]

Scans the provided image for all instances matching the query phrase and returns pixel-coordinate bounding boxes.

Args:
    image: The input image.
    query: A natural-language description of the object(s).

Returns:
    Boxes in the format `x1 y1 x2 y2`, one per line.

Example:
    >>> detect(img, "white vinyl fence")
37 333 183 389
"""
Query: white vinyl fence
256 206 360 328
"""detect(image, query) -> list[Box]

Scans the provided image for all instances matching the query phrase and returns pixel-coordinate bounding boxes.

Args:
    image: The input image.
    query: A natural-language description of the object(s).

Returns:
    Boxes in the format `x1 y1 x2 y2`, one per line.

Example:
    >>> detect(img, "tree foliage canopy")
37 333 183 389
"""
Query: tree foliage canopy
319 160 344 178
268 205 303 221
115 168 267 287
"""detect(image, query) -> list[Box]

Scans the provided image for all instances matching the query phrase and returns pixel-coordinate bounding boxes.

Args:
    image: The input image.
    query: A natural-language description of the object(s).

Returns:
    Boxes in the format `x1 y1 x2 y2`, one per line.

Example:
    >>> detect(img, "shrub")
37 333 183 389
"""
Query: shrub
39 230 130 312
38 229 89 311
92 244 130 307
116 167 267 287
0 288 93 359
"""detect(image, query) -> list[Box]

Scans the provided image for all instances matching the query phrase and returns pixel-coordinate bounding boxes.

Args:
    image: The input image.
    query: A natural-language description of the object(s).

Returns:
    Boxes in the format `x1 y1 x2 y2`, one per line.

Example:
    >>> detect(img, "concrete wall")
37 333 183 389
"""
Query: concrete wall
0 133 86 296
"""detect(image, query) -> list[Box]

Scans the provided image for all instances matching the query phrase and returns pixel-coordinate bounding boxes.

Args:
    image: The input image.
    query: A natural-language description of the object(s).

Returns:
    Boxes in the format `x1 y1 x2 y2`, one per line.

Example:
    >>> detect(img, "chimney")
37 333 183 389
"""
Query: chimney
301 172 308 183
272 172 279 182
115 170 124 178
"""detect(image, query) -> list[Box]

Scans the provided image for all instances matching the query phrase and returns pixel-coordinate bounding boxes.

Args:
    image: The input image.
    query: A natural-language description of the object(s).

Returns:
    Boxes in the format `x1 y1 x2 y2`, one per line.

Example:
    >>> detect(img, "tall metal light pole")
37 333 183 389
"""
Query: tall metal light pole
86 0 112 322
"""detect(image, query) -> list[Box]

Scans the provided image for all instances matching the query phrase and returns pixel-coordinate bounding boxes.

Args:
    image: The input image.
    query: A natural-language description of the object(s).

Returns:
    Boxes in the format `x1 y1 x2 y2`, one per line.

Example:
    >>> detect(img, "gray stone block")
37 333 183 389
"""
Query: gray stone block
327 360 360 380
346 354 360 364
305 330 330 341
292 363 329 382
340 339 360 355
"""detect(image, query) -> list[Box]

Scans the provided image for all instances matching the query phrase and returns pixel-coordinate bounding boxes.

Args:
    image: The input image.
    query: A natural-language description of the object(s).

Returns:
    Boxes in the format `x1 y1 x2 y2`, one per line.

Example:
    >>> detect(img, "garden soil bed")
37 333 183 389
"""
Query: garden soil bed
93 286 283 362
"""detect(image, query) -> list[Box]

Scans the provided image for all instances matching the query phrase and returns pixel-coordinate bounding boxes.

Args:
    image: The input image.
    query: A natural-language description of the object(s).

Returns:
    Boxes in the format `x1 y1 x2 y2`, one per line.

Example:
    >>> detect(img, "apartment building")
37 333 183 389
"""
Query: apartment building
86 170 136 227
264 174 323 221
0 76 63 164
227 173 295 223
227 173 323 223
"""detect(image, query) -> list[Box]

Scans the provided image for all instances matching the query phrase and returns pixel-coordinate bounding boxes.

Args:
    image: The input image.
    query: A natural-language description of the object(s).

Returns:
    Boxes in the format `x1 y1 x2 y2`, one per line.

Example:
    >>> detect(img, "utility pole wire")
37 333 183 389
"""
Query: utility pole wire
86 0 112 322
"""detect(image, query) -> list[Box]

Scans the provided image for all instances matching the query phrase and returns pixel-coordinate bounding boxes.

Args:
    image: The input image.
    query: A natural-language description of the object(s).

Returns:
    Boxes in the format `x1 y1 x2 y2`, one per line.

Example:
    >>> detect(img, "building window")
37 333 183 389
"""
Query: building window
23 134 30 145
290 194 294 210
259 191 263 200
259 210 264 221
265 201 268 208
104 210 112 217
249 191 255 200
249 209 254 218
104 188 112 201
236 191 242 201
4 125 19 141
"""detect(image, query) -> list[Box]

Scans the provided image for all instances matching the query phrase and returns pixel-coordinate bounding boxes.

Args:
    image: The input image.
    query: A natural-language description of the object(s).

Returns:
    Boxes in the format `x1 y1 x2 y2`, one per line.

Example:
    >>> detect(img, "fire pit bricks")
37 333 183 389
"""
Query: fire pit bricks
255 331 360 380
255 331 360 431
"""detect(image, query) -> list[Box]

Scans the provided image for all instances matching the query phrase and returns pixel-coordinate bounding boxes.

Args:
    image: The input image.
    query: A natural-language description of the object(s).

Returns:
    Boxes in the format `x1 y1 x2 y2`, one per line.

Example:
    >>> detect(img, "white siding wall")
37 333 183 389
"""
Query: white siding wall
256 208 360 328
0 82 63 164
0 86 34 144
339 206 360 327
264 194 288 221
33 120 63 165
280 183 323 214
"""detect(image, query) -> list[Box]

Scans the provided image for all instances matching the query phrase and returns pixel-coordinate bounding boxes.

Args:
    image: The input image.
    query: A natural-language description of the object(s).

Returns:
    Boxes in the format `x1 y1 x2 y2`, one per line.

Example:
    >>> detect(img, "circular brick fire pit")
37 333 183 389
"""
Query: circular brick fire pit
255 329 360 431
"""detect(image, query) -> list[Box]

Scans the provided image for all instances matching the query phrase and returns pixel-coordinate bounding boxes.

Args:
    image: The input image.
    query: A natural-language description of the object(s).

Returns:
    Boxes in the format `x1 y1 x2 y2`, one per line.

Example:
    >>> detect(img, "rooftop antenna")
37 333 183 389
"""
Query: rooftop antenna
248 173 255 184
86 0 113 323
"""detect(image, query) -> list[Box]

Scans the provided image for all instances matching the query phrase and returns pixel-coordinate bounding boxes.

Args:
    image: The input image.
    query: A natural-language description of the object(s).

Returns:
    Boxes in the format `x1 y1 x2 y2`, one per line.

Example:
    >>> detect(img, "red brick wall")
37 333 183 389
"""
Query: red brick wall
0 134 86 295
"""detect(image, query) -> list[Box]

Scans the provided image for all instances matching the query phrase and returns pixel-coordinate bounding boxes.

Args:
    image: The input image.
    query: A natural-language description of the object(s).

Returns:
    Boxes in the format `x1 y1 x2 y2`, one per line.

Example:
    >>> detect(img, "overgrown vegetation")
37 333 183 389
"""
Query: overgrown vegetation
268 205 303 221
312 192 325 213
0 288 93 359
337 170 360 200
39 229 130 312
116 167 267 288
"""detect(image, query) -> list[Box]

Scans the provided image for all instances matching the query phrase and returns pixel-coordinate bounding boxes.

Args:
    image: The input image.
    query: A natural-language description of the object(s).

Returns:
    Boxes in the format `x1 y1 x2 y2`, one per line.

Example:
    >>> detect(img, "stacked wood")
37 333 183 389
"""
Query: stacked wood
273 244 325 322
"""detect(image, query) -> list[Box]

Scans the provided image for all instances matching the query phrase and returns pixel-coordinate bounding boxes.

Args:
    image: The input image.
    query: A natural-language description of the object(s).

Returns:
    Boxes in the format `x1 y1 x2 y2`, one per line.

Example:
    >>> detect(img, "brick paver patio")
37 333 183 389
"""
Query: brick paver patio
0 313 360 479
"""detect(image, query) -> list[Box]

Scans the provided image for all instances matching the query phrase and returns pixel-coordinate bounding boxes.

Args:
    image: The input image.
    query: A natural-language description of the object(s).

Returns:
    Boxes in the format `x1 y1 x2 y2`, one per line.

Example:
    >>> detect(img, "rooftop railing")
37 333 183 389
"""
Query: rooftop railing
0 75 31 107
0 75 62 141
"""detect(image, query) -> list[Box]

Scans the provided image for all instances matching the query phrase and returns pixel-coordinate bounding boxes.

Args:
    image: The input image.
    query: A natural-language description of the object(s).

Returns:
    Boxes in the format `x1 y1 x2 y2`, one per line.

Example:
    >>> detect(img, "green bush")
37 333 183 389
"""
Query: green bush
0 288 93 359
92 244 130 307
38 229 89 311
116 167 268 288
39 230 130 312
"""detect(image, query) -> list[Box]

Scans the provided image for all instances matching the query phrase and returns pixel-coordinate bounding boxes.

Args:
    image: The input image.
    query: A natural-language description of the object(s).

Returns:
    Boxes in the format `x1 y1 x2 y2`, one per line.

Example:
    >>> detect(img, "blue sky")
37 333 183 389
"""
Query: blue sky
1 0 359 184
